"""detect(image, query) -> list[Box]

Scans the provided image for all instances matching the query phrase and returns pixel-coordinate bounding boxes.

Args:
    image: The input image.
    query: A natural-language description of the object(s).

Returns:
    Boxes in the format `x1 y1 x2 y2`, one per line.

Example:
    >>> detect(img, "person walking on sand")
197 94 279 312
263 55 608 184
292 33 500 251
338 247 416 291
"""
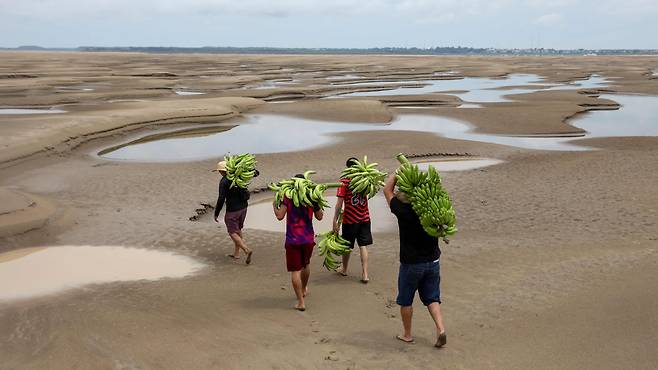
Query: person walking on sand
273 175 324 311
383 173 447 348
213 160 256 264
333 157 373 283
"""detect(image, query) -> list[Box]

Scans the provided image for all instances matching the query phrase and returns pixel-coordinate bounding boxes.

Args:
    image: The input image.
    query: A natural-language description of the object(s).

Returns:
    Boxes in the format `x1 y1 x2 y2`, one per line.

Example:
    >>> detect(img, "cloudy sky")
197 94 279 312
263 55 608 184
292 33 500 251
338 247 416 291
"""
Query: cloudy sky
1 0 657 49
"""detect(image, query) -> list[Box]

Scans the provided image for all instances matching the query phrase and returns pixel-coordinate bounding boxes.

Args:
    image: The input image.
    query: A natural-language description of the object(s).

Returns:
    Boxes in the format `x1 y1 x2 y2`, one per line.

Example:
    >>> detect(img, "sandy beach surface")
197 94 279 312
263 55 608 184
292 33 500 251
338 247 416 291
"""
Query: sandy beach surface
0 52 657 369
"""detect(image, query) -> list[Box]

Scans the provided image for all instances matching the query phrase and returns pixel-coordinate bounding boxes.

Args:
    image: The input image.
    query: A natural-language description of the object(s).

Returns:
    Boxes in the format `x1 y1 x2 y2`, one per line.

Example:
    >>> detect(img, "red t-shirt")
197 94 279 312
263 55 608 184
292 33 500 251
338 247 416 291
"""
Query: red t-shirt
336 178 370 224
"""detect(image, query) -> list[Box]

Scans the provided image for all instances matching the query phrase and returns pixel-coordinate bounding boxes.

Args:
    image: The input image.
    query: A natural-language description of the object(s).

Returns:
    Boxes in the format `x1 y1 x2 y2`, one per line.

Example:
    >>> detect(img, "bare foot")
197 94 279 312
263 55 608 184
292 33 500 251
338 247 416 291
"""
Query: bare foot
396 334 414 344
226 254 240 259
337 268 347 276
245 251 253 265
295 303 306 311
435 332 447 348
361 276 370 284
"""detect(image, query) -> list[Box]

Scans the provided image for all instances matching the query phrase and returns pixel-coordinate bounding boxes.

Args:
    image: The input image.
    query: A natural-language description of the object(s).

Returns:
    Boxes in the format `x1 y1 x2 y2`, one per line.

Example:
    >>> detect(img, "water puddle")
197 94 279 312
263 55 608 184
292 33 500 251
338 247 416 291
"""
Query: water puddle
458 104 483 109
56 86 94 92
0 246 204 302
0 108 66 115
334 74 610 102
175 91 206 96
415 158 503 171
547 74 610 91
244 195 398 234
99 113 587 161
570 94 658 137
327 74 362 80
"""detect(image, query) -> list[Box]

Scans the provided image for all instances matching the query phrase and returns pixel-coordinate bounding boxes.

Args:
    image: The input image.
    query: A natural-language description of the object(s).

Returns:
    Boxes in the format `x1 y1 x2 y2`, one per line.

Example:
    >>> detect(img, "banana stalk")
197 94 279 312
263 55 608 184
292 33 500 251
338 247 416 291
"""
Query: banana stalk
269 171 341 209
225 153 257 189
317 211 351 271
340 155 387 198
395 153 457 241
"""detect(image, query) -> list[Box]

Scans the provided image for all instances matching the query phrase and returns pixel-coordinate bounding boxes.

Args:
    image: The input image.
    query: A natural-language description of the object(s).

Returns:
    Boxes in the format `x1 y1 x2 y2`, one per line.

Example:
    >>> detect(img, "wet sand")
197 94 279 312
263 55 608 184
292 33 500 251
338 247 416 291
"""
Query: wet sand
0 52 657 369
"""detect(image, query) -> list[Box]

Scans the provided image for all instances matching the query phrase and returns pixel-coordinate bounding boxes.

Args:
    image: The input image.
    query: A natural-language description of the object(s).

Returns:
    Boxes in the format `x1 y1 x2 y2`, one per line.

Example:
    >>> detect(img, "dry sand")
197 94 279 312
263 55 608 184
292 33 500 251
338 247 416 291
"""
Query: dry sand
0 52 657 369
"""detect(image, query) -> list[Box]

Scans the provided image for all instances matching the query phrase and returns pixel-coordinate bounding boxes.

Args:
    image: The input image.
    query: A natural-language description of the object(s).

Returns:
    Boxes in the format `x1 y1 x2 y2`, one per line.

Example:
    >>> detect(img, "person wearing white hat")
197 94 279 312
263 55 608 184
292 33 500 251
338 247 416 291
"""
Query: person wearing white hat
212 160 256 264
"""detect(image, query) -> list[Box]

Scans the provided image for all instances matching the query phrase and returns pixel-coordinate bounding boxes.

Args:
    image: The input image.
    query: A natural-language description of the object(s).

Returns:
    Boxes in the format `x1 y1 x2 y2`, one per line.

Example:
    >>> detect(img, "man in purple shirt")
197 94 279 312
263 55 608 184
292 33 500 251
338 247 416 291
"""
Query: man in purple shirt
273 175 324 311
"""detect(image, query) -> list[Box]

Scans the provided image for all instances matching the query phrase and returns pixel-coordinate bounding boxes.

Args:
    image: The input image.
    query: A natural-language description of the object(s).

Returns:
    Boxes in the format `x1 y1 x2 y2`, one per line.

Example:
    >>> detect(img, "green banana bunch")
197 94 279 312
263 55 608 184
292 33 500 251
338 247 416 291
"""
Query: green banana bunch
316 211 351 271
341 156 387 198
269 170 342 209
316 230 351 270
225 153 257 189
395 153 457 241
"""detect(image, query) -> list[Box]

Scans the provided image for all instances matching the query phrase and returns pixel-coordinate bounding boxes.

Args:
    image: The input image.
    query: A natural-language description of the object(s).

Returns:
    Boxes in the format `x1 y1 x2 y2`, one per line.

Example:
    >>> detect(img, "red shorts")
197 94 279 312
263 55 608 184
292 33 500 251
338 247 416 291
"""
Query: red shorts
285 243 315 272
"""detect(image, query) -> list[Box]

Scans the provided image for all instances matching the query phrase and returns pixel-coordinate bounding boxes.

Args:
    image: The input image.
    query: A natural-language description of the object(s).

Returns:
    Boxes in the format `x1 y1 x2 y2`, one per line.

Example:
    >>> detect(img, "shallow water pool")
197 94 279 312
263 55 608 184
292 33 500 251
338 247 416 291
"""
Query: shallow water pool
0 246 204 302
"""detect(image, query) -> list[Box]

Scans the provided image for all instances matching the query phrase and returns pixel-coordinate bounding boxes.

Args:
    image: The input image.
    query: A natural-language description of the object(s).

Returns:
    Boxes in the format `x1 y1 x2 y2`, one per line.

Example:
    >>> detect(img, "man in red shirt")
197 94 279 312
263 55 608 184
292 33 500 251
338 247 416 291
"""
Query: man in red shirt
333 157 373 283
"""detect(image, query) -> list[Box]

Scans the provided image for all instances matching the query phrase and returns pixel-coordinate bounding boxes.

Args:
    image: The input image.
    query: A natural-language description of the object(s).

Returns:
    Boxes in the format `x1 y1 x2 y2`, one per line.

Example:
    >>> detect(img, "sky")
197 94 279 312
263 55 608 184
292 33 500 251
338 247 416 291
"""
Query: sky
1 0 657 49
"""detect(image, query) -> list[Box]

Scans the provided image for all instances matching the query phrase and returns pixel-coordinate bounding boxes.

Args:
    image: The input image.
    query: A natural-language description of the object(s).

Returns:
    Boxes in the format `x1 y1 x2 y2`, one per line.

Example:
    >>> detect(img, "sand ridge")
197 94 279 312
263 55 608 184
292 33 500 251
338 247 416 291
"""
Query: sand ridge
0 52 657 369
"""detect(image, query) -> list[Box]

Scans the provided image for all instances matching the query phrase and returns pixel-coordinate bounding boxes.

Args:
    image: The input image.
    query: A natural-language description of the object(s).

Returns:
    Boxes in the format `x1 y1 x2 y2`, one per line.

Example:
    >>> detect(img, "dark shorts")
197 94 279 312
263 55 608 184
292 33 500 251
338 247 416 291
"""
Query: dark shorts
341 221 373 249
285 243 315 272
224 208 247 234
396 259 441 307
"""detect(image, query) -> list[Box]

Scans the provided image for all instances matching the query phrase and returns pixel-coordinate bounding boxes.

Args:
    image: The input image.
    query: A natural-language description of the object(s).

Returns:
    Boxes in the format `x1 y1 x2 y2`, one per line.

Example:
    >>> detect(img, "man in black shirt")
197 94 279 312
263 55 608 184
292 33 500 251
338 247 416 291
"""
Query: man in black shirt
213 160 254 264
383 173 447 348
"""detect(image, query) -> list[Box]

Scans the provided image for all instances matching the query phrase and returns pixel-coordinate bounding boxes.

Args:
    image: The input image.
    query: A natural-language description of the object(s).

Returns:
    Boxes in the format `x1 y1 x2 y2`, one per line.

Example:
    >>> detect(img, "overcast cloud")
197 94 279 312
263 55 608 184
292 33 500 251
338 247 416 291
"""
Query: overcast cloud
0 0 656 48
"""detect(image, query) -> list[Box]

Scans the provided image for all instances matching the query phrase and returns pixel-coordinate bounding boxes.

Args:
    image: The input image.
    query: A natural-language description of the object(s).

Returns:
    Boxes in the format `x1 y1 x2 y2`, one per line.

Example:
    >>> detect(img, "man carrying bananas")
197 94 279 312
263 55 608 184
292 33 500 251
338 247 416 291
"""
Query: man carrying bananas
273 174 324 311
213 160 255 264
383 173 447 348
333 157 373 283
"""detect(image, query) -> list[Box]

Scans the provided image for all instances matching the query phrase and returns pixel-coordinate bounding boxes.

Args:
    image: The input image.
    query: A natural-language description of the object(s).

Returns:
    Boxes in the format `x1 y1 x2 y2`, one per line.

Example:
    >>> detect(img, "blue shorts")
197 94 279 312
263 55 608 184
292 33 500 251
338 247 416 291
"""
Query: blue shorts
396 260 441 306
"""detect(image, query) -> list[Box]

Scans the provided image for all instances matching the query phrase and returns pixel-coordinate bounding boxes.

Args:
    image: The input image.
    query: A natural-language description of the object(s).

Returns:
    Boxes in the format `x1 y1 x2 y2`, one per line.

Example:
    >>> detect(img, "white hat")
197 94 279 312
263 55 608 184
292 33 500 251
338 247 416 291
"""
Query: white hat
212 161 227 172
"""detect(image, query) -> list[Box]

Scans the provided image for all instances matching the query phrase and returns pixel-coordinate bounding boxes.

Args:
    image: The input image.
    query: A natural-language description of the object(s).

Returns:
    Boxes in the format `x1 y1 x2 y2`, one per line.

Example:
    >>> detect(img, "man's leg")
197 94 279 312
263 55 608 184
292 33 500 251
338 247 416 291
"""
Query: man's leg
339 253 351 275
396 263 417 343
359 246 369 282
399 306 414 341
428 303 447 347
291 270 305 310
301 264 310 297
229 232 252 263
420 261 446 347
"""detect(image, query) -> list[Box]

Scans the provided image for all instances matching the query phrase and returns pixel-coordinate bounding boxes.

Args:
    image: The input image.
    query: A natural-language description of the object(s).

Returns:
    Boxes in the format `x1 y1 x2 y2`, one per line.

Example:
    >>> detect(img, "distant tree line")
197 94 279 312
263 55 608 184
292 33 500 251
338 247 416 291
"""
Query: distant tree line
3 45 657 56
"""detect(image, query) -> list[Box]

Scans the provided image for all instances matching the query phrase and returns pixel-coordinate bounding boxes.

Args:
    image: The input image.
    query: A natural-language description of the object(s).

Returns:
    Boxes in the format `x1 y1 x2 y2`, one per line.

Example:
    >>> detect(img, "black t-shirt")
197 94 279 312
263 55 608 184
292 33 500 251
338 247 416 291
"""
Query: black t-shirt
389 197 440 264
214 176 250 217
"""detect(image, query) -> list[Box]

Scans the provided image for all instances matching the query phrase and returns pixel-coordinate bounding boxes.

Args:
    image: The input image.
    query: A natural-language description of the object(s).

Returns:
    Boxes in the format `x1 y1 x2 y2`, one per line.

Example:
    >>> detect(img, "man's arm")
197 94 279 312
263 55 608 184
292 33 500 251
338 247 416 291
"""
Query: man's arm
273 201 287 220
214 179 228 222
383 173 397 206
332 197 344 232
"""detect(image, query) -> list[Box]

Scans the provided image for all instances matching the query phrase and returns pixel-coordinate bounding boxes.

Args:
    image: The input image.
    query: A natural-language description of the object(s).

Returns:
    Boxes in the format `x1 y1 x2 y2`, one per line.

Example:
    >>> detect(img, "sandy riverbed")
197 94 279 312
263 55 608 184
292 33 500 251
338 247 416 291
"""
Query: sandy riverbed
0 52 657 369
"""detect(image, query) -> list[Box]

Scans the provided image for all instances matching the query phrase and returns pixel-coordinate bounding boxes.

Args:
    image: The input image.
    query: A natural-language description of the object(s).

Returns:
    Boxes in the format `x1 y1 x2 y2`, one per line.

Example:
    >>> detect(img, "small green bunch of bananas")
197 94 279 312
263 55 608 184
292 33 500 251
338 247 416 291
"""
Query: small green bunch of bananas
269 170 342 209
225 153 257 189
317 230 351 271
317 211 351 270
340 155 387 198
396 153 457 241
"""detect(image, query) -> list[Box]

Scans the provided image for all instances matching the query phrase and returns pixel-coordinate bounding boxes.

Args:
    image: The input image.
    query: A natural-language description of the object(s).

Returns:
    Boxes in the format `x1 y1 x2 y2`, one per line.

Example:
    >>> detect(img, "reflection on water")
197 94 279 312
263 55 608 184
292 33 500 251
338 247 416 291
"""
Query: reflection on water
99 114 585 162
175 91 205 96
570 94 658 137
415 158 504 172
0 108 66 115
335 74 610 102
0 246 204 302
